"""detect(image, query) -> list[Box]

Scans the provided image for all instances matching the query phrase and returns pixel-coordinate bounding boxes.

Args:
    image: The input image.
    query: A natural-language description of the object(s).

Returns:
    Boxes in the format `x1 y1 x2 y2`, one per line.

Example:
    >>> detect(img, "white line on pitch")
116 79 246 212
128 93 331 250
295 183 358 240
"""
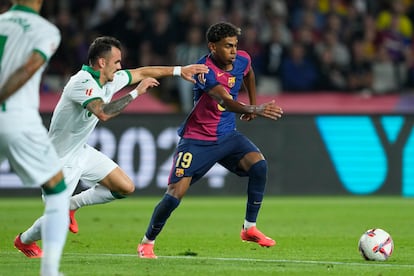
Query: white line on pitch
67 253 414 268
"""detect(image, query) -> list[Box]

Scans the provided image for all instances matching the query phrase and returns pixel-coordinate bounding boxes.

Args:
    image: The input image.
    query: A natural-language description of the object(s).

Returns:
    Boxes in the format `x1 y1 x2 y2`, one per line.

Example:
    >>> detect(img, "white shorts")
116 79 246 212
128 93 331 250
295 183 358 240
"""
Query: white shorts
0 125 61 187
62 144 118 196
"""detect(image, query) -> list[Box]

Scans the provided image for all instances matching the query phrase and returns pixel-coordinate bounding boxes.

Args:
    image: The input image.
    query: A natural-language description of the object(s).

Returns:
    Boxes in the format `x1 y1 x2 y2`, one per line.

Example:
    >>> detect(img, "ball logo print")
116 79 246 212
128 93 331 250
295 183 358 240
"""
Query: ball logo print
358 228 394 261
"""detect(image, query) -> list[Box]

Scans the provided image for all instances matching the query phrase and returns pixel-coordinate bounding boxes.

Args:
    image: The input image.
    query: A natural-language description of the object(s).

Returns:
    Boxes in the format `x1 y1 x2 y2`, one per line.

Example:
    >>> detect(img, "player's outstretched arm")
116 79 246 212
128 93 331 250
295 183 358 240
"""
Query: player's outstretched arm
0 52 45 104
243 100 283 120
208 85 283 121
128 64 208 84
86 77 159 122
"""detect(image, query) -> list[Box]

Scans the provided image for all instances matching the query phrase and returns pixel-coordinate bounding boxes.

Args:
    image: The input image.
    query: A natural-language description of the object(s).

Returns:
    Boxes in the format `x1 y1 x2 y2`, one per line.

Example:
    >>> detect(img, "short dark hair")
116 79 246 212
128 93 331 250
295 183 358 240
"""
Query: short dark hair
87 36 122 65
206 22 241 43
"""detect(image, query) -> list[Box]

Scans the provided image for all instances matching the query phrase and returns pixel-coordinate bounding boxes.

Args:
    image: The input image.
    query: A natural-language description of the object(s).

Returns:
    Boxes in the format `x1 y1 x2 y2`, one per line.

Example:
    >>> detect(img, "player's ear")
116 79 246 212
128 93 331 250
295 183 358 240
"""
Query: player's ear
98 57 106 68
208 42 216 54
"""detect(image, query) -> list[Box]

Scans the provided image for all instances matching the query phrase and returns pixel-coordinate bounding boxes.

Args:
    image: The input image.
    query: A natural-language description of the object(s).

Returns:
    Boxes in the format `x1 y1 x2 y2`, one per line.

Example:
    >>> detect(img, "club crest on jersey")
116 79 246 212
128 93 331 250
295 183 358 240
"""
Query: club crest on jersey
228 77 236 88
85 88 93 96
175 168 184 177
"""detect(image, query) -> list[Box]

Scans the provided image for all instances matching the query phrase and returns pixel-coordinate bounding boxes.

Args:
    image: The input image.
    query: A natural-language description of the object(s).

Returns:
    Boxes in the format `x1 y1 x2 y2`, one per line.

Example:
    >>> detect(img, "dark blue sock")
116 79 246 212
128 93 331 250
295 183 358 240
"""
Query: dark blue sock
245 160 267 222
145 193 180 240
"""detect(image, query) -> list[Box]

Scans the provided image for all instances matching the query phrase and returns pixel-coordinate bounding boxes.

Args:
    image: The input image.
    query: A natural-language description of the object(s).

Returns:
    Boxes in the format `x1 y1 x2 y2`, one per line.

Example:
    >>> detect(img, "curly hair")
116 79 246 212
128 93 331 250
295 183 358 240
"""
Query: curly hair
206 22 241 43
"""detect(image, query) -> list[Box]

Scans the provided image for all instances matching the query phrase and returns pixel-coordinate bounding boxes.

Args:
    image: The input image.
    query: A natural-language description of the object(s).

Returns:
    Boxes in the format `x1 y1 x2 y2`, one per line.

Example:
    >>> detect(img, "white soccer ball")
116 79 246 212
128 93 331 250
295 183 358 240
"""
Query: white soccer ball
358 228 394 261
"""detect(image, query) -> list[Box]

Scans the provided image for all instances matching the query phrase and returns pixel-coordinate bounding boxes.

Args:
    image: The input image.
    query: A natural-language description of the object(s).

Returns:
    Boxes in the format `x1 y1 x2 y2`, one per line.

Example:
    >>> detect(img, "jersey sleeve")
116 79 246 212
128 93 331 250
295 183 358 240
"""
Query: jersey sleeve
68 77 103 108
237 50 251 76
109 70 132 93
194 68 219 92
32 24 61 61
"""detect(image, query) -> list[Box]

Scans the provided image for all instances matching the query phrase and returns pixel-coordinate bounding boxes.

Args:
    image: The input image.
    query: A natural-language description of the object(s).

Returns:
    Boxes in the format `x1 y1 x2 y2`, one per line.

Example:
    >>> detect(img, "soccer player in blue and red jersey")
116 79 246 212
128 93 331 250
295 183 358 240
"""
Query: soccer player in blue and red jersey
137 22 283 258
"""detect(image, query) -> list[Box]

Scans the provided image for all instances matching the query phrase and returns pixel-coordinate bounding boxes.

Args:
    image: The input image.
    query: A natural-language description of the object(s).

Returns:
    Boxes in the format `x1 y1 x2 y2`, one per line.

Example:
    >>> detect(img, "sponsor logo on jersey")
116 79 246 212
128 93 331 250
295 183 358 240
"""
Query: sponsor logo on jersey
175 168 184 177
217 72 225 77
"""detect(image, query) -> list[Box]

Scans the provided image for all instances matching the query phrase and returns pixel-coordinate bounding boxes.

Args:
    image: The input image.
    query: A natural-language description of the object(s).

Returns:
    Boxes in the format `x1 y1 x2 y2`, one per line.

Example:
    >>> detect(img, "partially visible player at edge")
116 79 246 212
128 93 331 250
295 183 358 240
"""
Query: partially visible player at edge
13 35 209 257
0 1 68 275
137 22 283 259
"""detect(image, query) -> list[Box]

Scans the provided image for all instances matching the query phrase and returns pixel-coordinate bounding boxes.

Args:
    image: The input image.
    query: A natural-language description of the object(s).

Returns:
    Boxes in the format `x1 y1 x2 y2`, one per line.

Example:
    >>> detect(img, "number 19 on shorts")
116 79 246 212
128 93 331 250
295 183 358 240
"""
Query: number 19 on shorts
175 152 193 169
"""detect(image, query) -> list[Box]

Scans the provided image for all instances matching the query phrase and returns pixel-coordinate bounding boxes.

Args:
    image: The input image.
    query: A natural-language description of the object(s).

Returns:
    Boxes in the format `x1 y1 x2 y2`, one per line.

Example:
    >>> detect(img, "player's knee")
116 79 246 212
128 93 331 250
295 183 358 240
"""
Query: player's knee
248 159 267 179
123 182 135 195
114 182 135 196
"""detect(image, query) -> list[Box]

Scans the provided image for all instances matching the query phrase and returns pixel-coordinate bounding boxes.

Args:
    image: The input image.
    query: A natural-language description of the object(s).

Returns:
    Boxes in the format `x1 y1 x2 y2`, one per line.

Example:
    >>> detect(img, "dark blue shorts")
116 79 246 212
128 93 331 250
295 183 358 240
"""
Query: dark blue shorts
168 130 260 185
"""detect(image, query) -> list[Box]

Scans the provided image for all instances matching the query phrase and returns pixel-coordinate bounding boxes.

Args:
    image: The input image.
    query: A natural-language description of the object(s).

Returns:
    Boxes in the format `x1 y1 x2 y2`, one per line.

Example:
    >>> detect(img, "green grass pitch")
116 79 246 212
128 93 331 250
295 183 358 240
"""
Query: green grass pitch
1 196 413 275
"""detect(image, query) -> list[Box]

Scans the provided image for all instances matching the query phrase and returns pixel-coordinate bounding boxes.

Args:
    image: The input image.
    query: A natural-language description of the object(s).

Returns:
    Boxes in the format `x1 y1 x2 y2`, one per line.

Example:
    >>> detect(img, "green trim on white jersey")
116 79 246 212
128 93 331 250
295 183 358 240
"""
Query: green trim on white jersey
10 5 38 14
124 69 132 85
81 65 102 88
33 48 47 61
82 97 101 109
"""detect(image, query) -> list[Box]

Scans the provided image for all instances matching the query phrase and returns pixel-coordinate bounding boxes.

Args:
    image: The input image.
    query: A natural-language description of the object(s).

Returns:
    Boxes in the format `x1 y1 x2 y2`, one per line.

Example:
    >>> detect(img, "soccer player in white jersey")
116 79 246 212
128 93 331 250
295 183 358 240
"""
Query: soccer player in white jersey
15 36 209 252
0 1 69 275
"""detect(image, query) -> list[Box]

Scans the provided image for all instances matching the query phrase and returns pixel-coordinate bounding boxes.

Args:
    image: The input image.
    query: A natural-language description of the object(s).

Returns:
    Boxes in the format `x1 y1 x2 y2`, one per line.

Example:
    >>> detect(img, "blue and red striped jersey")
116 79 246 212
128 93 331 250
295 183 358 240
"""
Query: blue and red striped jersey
178 50 251 141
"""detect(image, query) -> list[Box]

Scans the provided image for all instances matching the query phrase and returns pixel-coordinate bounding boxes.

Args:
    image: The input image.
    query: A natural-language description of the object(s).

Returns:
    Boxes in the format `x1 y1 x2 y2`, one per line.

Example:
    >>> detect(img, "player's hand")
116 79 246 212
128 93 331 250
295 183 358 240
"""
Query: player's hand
135 77 160 96
181 64 209 83
254 100 283 120
239 113 257 121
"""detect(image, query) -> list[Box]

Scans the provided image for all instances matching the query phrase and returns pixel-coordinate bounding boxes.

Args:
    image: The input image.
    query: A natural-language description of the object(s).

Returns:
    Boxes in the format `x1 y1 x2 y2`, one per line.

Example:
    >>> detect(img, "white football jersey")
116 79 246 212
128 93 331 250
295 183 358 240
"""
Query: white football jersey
0 5 60 128
49 65 131 163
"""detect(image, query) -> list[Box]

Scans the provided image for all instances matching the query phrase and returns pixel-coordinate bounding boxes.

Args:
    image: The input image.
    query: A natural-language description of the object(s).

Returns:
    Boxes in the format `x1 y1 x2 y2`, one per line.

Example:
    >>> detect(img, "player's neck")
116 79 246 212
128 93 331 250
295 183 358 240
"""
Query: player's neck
210 55 232 71
20 1 42 13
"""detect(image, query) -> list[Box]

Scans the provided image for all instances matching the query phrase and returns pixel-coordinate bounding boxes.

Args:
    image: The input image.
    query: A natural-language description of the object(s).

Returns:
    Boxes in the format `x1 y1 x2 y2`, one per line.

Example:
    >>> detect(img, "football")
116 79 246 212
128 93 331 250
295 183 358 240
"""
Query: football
358 228 394 261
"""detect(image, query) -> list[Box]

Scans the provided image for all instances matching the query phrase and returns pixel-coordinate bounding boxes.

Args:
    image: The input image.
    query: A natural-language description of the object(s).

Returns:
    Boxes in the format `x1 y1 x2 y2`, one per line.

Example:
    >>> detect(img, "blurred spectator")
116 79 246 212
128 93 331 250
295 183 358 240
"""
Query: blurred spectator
376 16 411 64
172 0 206 42
376 14 411 92
358 15 378 62
87 0 122 30
324 12 344 35
293 25 319 64
372 45 405 94
318 0 349 16
347 39 373 93
94 0 148 68
376 0 413 39
315 30 350 68
290 0 325 31
238 22 263 77
316 48 347 91
257 1 291 45
292 9 322 43
342 1 366 44
174 26 206 112
146 8 177 64
280 42 318 92
258 23 288 94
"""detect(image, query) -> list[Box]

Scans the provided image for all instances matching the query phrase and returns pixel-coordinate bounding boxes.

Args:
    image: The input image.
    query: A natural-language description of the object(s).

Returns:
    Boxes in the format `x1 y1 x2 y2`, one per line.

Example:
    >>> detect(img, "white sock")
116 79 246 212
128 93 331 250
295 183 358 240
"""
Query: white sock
41 191 69 276
70 184 116 210
141 235 155 244
20 216 44 244
244 220 256 230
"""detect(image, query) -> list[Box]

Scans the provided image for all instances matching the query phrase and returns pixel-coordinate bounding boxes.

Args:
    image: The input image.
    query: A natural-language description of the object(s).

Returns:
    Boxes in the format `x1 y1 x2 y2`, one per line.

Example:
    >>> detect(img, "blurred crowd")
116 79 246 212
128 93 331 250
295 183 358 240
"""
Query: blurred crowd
3 0 414 112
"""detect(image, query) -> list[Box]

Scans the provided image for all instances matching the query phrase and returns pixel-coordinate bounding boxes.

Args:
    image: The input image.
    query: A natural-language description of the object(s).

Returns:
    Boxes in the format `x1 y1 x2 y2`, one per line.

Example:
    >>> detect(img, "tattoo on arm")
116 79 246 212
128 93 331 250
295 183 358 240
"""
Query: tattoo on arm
87 95 134 118
102 94 134 116
243 105 260 115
